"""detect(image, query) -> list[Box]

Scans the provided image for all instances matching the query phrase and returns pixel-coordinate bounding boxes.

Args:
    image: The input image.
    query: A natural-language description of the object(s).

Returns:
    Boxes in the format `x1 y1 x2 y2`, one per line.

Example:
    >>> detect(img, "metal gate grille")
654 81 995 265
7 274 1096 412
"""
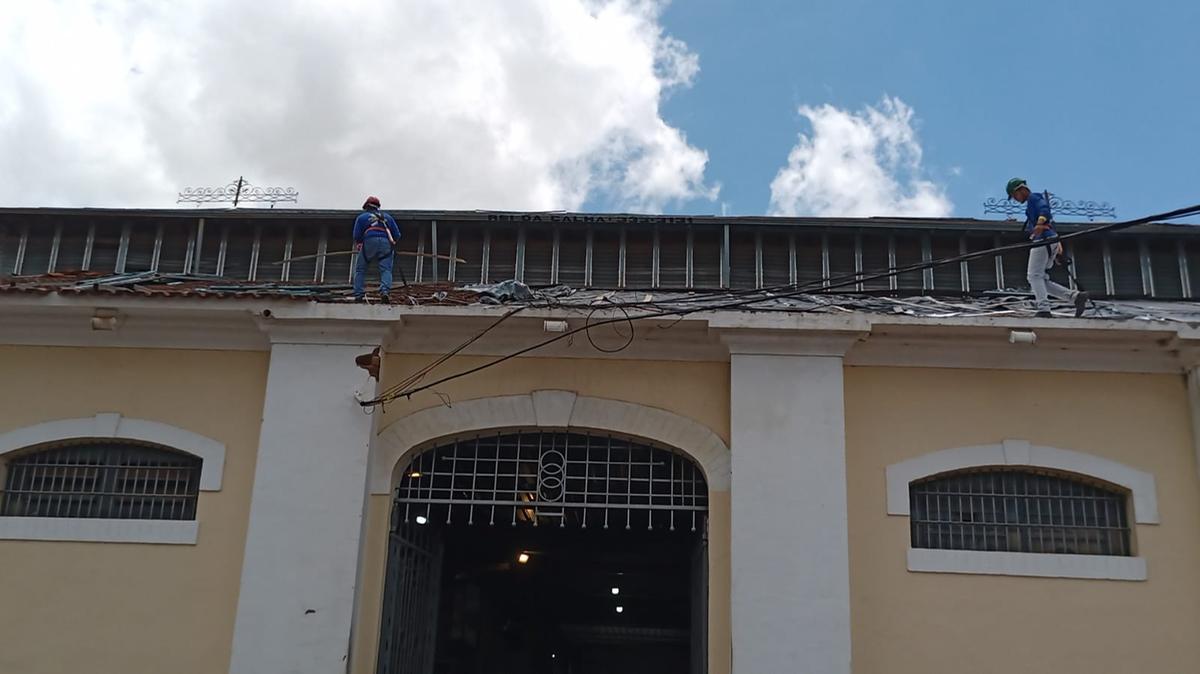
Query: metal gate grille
910 468 1131 555
395 431 708 531
376 519 442 674
0 442 200 520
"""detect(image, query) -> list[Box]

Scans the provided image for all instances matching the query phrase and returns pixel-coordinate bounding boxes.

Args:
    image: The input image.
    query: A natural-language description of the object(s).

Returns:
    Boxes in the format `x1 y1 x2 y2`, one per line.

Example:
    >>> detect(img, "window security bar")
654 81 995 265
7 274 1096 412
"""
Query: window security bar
394 431 708 532
910 469 1130 556
0 442 200 521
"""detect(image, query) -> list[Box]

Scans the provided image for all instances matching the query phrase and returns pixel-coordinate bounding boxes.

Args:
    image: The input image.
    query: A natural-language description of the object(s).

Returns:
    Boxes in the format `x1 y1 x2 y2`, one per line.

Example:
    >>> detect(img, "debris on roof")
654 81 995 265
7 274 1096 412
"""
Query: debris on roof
461 279 537 303
0 271 479 304
529 287 1200 324
3 271 1199 325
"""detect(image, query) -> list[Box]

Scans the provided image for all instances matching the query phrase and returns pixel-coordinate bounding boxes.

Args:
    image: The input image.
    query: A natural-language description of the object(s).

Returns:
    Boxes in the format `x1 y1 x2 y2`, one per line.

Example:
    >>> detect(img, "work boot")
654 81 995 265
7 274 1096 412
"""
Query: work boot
1035 310 1052 318
1074 291 1090 317
379 293 391 304
352 295 365 303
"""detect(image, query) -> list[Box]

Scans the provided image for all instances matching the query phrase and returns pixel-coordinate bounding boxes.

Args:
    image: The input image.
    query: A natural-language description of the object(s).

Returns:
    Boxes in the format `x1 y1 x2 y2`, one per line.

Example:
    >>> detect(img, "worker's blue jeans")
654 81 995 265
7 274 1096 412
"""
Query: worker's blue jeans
354 237 395 298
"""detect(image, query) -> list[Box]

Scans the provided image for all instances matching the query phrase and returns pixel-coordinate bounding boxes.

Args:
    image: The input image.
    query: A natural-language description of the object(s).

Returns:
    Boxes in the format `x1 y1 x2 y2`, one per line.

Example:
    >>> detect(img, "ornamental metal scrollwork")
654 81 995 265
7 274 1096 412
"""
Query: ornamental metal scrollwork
394 431 709 531
983 193 1116 220
536 448 566 503
177 176 298 207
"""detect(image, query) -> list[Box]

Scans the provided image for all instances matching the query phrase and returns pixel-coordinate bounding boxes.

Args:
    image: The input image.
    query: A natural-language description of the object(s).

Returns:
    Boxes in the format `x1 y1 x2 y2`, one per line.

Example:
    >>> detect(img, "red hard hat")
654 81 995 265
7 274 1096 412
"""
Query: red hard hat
363 195 381 209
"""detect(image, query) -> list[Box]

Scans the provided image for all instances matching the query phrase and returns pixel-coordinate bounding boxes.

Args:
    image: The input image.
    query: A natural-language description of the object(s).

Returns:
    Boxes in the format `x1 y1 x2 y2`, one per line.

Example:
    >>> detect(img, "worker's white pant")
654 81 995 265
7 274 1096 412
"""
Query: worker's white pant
1027 241 1076 310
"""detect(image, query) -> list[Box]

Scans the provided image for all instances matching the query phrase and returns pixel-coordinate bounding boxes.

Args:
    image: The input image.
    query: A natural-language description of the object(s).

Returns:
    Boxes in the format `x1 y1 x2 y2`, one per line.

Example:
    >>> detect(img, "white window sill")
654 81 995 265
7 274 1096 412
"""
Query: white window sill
0 517 199 545
907 548 1146 581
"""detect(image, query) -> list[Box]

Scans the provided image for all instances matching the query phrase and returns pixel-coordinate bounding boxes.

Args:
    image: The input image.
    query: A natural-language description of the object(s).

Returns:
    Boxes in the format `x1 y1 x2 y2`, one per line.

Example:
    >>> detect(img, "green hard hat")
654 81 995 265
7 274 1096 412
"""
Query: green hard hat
1005 177 1027 198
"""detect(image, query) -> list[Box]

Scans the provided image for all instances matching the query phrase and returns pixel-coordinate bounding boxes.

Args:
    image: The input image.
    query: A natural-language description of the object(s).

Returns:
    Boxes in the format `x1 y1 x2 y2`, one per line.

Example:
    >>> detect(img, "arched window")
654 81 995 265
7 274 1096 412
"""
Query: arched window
887 441 1154 580
395 430 708 530
1 441 201 521
910 468 1131 557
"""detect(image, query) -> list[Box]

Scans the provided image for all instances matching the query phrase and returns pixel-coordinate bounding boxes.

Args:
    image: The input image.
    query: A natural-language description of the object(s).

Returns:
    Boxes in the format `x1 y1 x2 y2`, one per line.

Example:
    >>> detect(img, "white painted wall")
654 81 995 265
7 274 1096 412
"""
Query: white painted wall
229 340 379 674
729 353 852 674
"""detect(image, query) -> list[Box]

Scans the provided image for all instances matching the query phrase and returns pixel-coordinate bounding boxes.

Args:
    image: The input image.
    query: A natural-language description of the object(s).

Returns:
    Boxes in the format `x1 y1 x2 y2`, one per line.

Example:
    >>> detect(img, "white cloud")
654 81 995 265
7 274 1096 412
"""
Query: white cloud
0 0 715 212
768 96 952 218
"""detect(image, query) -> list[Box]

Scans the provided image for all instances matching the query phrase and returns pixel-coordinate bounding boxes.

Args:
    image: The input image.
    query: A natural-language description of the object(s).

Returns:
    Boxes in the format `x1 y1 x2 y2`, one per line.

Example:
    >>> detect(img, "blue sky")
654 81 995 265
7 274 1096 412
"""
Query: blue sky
641 0 1200 220
3 1 1195 220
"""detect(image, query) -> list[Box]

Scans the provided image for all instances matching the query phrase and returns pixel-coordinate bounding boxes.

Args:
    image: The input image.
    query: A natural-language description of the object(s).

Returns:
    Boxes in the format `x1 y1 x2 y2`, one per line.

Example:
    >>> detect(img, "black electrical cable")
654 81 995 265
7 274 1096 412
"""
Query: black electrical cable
584 301 636 353
805 204 1200 296
373 305 527 402
571 203 1200 310
363 203 1200 406
369 203 1200 405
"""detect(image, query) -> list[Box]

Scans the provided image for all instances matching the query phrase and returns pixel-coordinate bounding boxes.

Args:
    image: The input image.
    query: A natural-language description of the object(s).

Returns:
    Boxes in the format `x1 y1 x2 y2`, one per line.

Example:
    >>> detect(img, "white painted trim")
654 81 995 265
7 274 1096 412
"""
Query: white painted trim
729 353 852 672
717 328 866 357
0 413 226 491
847 340 1185 374
0 307 271 352
370 391 731 493
3 295 1196 373
907 548 1147 581
886 439 1159 524
255 316 398 347
0 517 199 545
231 342 383 673
1187 367 1200 481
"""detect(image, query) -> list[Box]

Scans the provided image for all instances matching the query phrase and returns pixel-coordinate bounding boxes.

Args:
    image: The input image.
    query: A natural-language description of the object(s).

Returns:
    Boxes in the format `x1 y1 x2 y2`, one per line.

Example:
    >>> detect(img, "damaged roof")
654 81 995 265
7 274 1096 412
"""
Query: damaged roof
0 270 479 304
4 269 1199 326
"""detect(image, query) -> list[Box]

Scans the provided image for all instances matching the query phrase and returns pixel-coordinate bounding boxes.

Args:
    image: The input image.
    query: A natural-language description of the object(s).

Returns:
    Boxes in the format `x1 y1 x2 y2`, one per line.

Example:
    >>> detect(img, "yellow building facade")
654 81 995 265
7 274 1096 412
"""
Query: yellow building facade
2 208 1200 673
1 304 1198 674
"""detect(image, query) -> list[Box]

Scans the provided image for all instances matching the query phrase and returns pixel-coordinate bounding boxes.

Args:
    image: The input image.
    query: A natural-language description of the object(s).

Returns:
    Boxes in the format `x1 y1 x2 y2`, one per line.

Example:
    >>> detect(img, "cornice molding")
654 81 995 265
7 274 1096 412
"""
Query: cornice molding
254 316 399 347
852 323 1190 374
717 328 866 357
1 295 1197 374
0 307 269 351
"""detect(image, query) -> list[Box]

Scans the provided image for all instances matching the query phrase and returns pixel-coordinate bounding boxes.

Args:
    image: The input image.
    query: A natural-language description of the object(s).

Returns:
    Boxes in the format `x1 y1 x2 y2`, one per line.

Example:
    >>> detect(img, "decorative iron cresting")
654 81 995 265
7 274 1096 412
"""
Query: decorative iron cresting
177 176 298 207
984 193 1116 220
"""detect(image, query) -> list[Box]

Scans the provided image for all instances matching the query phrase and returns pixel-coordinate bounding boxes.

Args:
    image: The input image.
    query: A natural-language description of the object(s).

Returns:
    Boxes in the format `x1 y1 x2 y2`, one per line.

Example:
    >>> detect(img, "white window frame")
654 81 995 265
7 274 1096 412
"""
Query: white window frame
0 413 226 545
886 439 1157 581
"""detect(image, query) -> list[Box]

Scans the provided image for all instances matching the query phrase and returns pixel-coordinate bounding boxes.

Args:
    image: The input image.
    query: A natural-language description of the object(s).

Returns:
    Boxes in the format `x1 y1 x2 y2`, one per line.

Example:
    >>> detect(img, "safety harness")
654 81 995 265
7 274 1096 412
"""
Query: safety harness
365 212 396 246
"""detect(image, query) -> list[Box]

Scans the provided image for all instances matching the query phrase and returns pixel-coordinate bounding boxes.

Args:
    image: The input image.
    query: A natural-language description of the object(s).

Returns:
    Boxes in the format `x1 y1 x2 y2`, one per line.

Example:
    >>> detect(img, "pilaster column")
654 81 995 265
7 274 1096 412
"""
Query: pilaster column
229 320 388 674
722 329 861 674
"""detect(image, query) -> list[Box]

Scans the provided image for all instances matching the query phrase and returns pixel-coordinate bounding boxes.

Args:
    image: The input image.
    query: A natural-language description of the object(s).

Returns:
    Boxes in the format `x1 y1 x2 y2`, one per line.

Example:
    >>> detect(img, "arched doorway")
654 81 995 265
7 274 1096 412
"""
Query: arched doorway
377 429 709 674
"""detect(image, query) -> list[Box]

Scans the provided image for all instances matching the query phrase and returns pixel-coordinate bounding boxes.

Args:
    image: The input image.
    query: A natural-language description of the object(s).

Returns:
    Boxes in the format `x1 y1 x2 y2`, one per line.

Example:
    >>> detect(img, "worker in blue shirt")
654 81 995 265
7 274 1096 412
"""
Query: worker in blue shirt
1005 178 1089 318
352 195 402 303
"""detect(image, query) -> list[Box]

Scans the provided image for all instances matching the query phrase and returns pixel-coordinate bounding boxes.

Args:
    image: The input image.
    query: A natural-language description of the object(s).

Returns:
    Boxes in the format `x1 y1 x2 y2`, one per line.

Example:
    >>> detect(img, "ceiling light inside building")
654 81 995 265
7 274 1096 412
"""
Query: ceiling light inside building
611 587 620 595
517 552 530 564
615 606 624 614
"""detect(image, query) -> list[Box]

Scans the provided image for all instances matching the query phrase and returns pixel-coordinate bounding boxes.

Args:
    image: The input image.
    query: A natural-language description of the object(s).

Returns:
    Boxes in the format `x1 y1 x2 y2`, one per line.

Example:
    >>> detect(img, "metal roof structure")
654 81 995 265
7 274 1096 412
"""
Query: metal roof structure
2 206 1200 301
